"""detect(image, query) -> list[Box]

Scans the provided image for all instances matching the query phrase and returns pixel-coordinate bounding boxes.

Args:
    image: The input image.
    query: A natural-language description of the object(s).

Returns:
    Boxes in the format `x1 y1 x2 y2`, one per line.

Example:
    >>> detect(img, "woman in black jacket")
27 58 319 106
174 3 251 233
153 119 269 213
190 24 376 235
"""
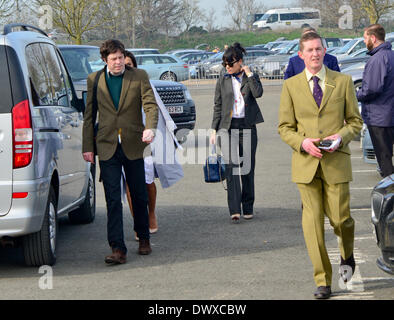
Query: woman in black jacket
210 43 264 222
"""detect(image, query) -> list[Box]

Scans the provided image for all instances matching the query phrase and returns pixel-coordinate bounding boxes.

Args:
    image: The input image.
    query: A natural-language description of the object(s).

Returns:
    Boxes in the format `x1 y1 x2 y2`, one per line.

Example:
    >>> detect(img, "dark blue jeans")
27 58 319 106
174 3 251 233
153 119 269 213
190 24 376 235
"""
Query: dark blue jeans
99 143 149 254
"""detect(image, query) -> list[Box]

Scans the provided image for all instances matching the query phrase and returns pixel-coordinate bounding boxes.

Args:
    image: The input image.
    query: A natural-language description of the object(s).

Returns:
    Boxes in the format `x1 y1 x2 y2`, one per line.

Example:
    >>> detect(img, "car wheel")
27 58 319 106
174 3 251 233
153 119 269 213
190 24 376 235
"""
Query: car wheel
23 186 58 266
68 165 96 224
160 71 177 82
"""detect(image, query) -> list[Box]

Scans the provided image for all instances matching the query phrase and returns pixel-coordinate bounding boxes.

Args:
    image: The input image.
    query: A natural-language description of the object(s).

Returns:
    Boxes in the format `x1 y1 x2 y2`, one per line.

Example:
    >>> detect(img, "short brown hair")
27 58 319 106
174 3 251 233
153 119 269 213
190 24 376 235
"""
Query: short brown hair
364 24 385 41
299 32 324 51
302 27 316 35
100 39 126 60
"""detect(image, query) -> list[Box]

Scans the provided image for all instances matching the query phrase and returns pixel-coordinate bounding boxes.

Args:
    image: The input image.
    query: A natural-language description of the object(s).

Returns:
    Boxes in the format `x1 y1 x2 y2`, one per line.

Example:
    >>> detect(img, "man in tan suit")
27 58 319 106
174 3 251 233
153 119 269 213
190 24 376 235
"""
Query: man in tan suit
82 40 158 264
278 32 362 299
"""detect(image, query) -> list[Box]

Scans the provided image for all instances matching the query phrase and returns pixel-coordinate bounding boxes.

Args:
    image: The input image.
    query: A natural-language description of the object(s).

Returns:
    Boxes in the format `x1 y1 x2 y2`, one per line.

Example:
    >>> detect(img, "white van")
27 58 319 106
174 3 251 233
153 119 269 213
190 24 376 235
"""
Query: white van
252 8 321 31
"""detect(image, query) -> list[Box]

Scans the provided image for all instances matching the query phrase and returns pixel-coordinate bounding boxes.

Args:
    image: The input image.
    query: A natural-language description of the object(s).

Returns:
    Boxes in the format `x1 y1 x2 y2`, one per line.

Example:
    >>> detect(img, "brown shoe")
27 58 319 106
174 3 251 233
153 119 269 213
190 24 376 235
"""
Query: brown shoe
105 248 127 264
138 239 152 255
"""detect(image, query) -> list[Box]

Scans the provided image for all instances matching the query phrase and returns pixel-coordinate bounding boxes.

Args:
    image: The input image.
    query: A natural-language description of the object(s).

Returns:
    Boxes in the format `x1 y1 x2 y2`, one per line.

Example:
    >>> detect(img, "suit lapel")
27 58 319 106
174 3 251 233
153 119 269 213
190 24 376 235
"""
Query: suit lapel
224 75 234 116
118 69 131 112
319 67 336 113
98 70 116 110
240 74 247 91
299 70 319 109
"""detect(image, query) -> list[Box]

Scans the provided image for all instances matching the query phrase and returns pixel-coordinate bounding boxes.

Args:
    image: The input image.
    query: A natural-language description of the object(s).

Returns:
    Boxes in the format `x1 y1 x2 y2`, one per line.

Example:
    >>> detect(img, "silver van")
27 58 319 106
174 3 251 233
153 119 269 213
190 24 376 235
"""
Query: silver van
0 24 95 266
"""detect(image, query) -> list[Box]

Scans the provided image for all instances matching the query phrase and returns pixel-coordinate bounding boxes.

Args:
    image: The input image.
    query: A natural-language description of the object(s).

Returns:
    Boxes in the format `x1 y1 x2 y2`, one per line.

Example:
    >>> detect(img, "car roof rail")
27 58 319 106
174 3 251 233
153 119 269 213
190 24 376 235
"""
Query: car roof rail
3 23 48 37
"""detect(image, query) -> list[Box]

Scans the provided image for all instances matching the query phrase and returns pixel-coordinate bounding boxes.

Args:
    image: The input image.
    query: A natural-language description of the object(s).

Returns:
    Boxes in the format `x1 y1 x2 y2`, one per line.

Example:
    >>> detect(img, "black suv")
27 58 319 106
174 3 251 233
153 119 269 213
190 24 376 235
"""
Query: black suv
58 45 196 141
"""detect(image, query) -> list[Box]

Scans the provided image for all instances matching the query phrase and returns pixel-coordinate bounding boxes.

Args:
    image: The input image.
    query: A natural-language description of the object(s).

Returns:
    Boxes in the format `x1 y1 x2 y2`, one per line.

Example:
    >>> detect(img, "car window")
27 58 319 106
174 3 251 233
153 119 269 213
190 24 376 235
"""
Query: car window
25 44 53 106
139 56 158 65
60 47 101 81
40 43 69 107
55 49 74 106
158 56 177 64
353 41 365 53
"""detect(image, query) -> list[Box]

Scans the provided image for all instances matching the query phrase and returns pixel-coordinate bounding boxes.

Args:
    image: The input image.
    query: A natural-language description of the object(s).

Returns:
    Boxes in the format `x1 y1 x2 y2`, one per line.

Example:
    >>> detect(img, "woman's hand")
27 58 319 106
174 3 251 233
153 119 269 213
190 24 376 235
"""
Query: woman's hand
210 131 216 145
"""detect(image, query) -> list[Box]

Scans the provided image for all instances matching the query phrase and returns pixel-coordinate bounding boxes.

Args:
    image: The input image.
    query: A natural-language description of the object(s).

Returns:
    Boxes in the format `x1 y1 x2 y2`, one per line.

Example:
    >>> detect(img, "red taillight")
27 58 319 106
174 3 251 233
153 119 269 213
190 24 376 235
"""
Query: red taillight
12 192 28 199
183 64 189 68
12 100 33 169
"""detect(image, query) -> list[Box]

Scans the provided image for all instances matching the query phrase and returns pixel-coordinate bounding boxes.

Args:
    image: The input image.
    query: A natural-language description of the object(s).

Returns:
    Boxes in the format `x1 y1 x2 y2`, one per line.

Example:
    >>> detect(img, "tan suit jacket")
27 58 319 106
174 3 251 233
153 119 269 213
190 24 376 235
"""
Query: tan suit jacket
278 67 363 184
82 67 158 161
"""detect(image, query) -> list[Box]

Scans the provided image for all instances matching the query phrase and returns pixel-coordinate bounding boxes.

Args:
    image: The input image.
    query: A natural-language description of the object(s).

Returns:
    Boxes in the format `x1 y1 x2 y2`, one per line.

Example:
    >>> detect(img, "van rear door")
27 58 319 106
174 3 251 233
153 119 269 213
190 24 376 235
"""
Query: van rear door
0 42 28 216
0 43 15 215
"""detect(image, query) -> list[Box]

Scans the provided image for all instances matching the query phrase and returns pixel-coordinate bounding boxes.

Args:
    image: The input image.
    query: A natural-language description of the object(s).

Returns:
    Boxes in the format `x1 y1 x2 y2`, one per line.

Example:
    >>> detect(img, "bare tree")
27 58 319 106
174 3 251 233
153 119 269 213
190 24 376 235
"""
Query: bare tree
34 0 109 44
224 0 244 30
361 0 394 24
180 0 204 33
0 0 13 18
224 0 264 30
203 7 218 32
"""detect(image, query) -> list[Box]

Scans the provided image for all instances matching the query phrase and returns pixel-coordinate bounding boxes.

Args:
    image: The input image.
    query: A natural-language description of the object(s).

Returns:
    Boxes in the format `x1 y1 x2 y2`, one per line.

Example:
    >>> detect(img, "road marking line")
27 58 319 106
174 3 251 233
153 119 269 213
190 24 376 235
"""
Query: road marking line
353 170 378 173
350 187 374 190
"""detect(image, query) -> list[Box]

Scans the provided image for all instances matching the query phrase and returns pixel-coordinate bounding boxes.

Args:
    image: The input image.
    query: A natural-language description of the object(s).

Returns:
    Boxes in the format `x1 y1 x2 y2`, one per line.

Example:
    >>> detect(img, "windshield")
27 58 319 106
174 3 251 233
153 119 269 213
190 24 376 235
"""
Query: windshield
60 47 105 81
259 13 270 21
336 39 357 54
278 42 296 54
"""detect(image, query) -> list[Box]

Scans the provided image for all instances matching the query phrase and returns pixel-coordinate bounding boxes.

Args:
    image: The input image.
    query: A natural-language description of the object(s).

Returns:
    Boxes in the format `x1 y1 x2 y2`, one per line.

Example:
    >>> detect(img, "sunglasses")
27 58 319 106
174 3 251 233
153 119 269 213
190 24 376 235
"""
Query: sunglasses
222 60 239 68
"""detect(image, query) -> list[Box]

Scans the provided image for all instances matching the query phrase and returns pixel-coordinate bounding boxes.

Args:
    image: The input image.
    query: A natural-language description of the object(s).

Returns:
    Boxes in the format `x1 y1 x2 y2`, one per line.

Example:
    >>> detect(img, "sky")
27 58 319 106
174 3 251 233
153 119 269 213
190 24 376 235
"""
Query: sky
198 0 294 29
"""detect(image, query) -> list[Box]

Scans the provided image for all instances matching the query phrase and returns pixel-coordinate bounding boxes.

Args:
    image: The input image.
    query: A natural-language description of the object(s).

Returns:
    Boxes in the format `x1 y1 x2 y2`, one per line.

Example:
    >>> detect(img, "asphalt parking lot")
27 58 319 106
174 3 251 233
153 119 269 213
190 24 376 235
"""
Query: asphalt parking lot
0 81 393 300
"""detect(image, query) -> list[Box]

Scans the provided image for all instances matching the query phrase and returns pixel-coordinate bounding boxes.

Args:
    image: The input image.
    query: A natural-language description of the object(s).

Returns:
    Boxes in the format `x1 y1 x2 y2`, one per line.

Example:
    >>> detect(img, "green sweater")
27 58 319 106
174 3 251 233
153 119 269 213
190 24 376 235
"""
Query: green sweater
105 71 124 111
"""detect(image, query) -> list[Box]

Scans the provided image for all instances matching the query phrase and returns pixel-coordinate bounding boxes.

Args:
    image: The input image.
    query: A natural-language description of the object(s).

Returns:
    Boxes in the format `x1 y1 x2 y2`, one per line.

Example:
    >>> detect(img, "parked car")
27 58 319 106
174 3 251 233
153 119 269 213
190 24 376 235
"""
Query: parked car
324 37 344 49
0 24 95 266
251 39 299 78
338 48 369 70
179 51 216 65
126 48 160 55
58 45 196 141
371 174 394 275
134 54 189 82
334 37 365 59
205 50 272 78
165 49 205 58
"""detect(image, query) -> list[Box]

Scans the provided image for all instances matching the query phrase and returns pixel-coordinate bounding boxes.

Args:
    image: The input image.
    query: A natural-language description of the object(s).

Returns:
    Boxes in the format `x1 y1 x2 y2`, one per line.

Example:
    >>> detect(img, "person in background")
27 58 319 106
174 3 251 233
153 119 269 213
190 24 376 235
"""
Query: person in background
284 27 340 80
210 42 264 223
278 32 362 299
124 51 184 240
357 24 394 178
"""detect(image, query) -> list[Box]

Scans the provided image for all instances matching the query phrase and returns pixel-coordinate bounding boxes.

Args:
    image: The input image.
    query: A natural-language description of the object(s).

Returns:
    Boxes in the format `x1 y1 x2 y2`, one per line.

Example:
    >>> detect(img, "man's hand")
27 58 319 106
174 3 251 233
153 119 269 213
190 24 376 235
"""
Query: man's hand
322 134 342 153
302 138 322 158
142 129 155 144
83 152 95 164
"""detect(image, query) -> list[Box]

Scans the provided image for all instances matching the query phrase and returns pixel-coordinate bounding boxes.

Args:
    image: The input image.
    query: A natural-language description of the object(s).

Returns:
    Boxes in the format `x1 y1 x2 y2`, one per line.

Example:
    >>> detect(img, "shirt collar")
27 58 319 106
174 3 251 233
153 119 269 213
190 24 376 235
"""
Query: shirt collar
106 66 125 77
305 65 326 82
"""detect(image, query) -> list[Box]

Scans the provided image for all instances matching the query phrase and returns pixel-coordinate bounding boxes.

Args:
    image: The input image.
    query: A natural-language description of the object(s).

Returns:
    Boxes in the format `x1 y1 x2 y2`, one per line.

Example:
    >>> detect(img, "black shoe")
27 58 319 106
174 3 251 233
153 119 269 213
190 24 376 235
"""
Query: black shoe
340 253 356 283
314 286 331 299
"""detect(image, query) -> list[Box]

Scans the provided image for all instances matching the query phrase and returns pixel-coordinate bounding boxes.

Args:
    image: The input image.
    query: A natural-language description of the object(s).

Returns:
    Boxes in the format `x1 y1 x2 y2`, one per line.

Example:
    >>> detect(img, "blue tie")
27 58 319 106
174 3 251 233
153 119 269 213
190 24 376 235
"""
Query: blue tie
313 76 323 107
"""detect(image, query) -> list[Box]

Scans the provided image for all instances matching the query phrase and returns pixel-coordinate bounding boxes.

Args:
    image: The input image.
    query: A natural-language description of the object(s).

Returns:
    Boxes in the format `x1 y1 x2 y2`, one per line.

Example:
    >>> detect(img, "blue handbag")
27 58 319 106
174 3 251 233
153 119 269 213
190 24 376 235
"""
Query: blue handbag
203 145 226 183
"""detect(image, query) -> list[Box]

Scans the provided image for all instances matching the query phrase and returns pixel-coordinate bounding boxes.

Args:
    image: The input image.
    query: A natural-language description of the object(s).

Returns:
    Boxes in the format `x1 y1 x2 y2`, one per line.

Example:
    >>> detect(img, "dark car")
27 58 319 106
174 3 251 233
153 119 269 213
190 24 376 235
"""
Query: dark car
58 45 196 141
371 174 394 275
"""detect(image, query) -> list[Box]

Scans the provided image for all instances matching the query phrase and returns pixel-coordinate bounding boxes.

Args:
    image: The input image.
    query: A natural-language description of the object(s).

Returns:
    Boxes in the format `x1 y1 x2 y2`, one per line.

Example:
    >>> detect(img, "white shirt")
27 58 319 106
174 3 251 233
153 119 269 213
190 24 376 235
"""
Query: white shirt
231 73 245 118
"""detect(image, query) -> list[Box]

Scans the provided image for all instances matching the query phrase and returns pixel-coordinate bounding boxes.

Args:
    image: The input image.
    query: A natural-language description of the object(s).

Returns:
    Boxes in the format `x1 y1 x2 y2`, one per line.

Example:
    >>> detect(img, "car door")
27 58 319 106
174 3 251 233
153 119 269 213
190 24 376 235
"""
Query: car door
139 55 160 79
40 43 84 208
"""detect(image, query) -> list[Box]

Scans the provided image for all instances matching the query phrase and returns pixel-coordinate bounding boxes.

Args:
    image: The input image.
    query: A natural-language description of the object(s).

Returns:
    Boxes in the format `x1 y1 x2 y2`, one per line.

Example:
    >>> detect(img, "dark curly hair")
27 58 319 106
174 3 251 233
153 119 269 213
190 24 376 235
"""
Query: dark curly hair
100 39 126 61
222 42 246 64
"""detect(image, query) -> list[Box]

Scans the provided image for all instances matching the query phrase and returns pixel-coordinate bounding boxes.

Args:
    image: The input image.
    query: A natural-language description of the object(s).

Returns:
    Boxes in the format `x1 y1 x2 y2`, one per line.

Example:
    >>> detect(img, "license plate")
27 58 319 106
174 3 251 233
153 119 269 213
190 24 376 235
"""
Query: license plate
167 106 183 114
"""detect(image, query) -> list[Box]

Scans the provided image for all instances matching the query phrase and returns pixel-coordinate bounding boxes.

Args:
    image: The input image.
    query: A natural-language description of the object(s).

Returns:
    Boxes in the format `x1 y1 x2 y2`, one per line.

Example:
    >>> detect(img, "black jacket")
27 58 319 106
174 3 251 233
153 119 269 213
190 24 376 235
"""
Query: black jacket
211 72 264 131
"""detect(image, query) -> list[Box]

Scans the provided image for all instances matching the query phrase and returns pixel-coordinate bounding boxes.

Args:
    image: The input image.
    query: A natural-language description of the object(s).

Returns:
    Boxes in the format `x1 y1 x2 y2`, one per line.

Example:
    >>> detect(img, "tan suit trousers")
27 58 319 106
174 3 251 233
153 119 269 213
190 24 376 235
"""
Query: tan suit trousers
297 164 355 287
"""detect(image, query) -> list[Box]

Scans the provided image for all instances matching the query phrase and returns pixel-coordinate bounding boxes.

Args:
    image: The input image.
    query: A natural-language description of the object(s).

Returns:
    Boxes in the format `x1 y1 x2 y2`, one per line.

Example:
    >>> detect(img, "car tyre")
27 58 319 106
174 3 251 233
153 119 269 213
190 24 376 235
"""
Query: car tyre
160 71 177 82
23 186 57 266
68 166 96 224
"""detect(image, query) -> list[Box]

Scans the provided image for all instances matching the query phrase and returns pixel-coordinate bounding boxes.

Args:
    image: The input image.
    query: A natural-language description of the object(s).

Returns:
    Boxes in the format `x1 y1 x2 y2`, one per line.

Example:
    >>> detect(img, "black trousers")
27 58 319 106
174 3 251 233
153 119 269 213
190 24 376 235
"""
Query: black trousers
99 143 149 254
368 125 394 178
221 118 257 215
